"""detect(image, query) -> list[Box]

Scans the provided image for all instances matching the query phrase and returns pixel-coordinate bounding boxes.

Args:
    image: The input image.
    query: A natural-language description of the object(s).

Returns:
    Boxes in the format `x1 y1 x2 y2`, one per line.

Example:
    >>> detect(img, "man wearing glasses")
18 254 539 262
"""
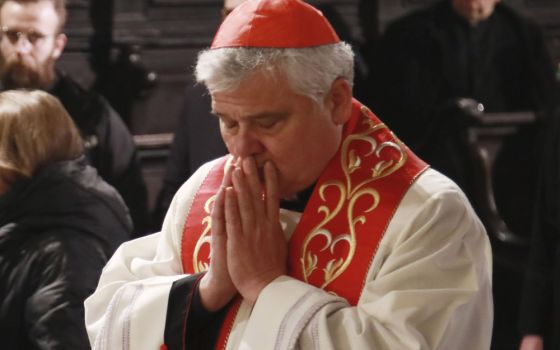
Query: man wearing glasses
0 0 149 235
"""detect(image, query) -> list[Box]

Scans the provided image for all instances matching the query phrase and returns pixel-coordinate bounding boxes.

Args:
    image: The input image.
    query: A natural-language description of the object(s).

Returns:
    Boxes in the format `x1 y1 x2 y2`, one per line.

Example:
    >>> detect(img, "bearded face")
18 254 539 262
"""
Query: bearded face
0 1 66 90
0 49 56 89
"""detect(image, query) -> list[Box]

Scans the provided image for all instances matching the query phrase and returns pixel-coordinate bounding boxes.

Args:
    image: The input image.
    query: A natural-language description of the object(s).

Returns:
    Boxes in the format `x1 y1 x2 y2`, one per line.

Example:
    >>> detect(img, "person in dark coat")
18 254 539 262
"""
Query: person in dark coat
368 0 558 348
0 0 150 236
0 89 132 349
370 0 557 201
518 111 560 350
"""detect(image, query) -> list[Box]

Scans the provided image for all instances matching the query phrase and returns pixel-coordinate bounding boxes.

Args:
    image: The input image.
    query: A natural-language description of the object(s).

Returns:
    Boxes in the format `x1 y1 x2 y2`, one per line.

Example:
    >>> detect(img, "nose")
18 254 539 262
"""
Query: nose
228 127 265 158
14 37 33 54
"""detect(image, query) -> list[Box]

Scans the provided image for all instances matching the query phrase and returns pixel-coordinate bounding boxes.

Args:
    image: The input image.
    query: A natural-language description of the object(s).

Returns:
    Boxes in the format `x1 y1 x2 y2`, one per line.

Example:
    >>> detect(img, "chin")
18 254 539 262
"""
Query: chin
278 183 297 200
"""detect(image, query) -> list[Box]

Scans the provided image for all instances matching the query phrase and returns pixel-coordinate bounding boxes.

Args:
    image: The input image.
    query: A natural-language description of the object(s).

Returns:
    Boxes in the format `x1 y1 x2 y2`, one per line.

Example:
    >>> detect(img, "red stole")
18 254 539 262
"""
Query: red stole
180 100 427 348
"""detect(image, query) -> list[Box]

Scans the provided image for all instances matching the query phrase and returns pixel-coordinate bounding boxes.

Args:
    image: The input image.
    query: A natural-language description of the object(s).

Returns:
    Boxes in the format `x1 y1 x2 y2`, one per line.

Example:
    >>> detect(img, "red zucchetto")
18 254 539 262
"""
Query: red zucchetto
211 0 341 49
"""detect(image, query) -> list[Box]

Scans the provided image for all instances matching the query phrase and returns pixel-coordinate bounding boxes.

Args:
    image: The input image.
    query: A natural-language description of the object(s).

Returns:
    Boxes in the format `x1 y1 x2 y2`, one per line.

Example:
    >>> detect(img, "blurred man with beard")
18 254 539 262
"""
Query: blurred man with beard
0 0 150 235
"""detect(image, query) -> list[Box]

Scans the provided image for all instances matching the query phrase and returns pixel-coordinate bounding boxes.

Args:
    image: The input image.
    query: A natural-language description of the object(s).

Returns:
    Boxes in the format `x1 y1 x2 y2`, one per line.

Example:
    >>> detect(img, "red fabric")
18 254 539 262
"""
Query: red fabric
181 157 229 274
211 0 340 49
180 99 428 345
160 345 168 350
287 103 427 305
214 297 243 350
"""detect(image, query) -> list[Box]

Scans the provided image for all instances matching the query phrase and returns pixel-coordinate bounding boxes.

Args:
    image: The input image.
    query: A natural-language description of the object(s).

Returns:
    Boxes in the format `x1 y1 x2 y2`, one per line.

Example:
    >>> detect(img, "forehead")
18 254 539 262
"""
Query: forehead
210 72 302 116
0 1 60 31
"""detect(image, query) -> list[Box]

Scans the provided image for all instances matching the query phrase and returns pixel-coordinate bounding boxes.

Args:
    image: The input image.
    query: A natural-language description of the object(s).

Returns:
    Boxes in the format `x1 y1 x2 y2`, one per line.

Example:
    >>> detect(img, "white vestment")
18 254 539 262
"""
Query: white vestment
85 159 493 350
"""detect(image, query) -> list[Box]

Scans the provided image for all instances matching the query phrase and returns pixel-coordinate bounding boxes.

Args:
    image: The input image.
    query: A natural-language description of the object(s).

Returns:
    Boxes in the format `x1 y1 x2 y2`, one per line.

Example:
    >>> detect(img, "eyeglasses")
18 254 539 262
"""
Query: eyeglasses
1 26 53 46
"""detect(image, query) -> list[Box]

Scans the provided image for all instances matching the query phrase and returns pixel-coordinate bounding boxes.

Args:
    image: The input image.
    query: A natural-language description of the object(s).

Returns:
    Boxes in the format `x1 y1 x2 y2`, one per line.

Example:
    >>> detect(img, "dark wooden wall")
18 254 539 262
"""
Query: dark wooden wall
57 0 560 210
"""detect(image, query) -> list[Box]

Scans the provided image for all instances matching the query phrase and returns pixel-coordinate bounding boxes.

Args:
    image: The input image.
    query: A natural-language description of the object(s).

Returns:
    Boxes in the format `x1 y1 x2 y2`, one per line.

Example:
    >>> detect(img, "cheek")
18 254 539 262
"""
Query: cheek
267 134 314 175
0 43 13 58
35 50 51 63
222 134 233 153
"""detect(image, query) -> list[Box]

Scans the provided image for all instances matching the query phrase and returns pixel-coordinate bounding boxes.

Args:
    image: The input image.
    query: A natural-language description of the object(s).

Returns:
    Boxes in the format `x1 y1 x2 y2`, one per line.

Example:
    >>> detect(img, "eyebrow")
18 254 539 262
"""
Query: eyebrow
211 111 289 121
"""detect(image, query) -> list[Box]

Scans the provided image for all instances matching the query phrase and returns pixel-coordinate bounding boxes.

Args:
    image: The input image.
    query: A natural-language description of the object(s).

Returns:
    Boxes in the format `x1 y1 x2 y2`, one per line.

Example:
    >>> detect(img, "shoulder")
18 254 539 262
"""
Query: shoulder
391 168 485 241
374 168 489 276
51 72 117 126
173 158 224 205
51 72 95 107
384 1 442 38
39 161 132 243
494 3 543 34
381 1 447 55
404 168 475 215
163 157 227 234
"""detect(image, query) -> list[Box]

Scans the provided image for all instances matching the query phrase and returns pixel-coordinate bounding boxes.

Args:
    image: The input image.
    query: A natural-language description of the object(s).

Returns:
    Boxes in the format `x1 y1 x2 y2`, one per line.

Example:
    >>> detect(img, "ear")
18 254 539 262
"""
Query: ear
324 78 352 125
51 33 67 60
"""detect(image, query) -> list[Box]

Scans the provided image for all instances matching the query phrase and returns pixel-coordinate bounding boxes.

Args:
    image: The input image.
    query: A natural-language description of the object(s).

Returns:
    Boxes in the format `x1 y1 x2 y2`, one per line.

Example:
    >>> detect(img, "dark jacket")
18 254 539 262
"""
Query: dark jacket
50 71 150 236
0 157 132 349
519 112 560 349
369 3 558 348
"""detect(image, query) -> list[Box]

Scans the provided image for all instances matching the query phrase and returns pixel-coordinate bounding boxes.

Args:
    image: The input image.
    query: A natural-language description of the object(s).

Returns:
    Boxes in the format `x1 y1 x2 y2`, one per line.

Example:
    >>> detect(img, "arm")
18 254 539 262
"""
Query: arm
518 113 560 344
85 160 218 349
235 170 493 349
25 234 110 349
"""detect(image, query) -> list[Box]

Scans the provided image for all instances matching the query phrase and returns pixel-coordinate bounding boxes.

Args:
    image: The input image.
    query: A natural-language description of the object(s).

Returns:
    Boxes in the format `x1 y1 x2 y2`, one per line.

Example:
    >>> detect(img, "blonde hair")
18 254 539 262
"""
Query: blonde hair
0 89 83 178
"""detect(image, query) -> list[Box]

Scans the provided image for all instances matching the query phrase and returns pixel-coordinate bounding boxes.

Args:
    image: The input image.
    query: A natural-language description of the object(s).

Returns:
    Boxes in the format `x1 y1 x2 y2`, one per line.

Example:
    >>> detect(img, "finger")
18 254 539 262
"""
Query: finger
211 187 226 238
232 165 255 233
213 157 236 236
222 157 236 188
224 186 243 241
242 157 265 216
264 161 280 221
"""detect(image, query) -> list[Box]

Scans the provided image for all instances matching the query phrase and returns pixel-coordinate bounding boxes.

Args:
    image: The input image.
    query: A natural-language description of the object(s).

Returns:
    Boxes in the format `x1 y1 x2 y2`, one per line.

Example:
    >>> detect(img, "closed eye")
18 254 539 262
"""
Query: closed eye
212 112 238 131
256 118 280 129
221 118 238 130
254 114 285 130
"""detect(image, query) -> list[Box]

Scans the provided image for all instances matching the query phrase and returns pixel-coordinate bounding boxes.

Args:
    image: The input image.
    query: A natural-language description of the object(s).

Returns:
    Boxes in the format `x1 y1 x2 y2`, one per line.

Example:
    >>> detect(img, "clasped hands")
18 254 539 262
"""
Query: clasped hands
199 157 288 311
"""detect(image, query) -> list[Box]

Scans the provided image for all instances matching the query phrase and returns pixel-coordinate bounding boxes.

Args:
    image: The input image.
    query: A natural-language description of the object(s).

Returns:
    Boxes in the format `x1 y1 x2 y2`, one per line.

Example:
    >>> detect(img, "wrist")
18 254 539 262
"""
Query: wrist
241 273 283 304
198 274 235 311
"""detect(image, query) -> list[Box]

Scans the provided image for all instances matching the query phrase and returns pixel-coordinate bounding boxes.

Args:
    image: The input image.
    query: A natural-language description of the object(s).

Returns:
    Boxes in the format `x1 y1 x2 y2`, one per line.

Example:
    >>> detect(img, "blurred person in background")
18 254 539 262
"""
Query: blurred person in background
518 110 560 350
0 0 150 235
0 89 131 348
369 0 558 347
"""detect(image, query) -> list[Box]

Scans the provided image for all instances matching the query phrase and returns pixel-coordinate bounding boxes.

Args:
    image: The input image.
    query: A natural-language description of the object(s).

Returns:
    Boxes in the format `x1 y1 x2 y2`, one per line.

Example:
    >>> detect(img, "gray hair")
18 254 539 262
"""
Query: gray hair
195 42 355 104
